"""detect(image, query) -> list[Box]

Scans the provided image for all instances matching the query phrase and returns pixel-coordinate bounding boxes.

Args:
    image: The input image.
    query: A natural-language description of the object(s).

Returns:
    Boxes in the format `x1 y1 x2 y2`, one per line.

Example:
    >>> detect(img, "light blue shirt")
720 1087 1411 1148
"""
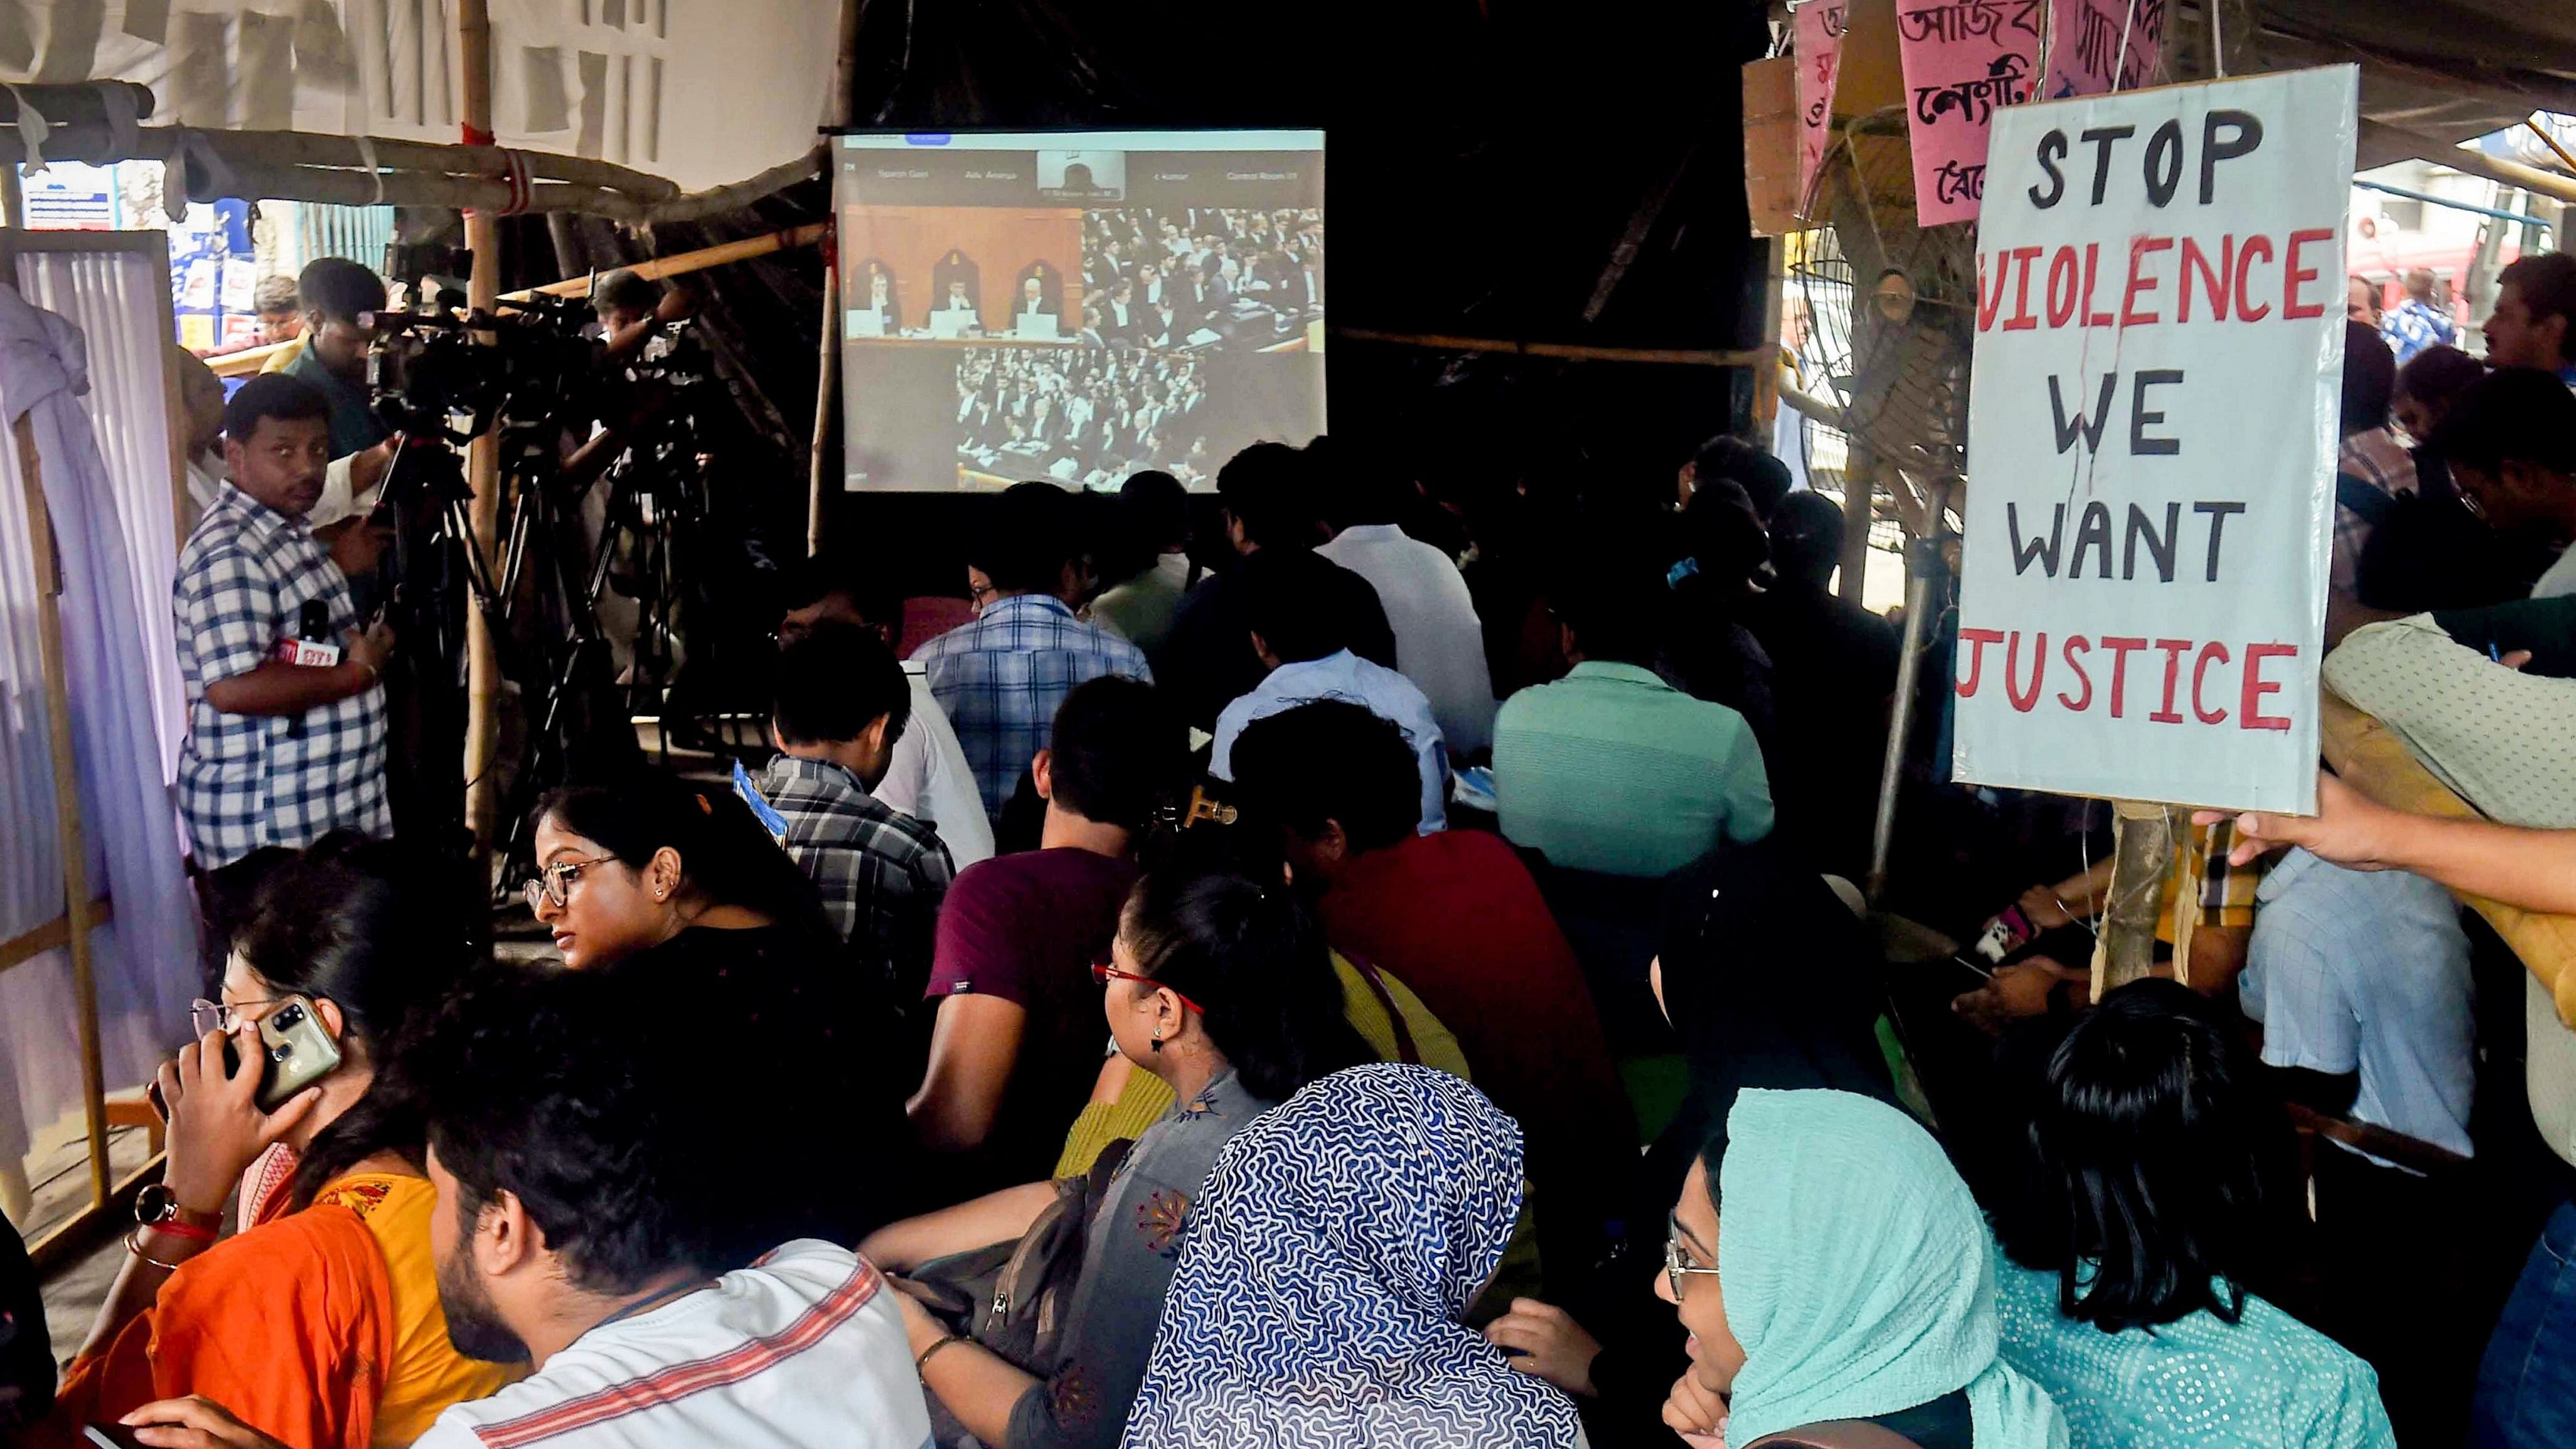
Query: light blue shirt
1209 650 1448 832
1995 1261 2395 1449
2240 847 2476 1162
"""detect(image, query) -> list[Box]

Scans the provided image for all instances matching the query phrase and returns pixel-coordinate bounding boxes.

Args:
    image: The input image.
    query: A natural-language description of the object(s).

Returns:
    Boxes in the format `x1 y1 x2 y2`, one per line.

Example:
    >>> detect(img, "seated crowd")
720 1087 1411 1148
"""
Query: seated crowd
26 275 2576 1449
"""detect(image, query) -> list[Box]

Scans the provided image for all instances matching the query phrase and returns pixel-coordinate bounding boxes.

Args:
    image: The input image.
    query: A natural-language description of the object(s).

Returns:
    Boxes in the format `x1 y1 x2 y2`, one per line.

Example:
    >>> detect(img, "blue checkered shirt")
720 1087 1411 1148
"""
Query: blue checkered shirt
914 593 1153 817
757 754 955 988
174 483 389 867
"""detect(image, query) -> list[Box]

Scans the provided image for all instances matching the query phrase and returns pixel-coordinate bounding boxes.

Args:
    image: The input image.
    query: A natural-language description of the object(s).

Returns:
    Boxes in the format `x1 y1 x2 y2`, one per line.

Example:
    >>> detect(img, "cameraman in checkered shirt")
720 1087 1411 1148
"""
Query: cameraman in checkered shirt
173 375 396 883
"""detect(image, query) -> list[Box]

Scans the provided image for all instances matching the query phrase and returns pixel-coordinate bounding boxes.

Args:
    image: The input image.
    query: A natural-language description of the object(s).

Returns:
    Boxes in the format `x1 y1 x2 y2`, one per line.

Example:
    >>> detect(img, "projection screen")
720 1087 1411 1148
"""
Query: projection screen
833 129 1326 492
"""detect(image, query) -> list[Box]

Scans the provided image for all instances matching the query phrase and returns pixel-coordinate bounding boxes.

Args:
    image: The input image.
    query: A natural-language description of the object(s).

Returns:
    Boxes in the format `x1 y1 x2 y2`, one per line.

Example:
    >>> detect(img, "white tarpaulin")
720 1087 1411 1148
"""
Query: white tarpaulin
0 0 836 191
1950 65 2357 814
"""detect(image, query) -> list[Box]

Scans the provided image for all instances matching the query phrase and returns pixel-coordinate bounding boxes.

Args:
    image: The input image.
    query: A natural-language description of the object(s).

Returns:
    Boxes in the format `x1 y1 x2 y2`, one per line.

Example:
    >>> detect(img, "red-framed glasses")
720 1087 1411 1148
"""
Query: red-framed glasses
1091 961 1205 1015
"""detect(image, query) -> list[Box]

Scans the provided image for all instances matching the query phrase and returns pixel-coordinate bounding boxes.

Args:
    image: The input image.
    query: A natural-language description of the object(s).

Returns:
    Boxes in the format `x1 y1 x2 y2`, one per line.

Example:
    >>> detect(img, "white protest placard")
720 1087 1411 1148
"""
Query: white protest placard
1950 65 2356 814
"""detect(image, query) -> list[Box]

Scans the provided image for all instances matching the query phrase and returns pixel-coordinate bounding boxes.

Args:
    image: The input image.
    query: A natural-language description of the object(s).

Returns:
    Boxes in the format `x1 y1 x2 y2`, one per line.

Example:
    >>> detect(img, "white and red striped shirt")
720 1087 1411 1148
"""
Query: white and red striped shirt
414 1241 930 1449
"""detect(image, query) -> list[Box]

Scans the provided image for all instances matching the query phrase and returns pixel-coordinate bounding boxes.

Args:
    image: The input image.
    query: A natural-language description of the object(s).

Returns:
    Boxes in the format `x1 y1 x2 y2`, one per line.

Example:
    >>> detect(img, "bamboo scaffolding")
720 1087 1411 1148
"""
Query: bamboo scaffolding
0 119 823 225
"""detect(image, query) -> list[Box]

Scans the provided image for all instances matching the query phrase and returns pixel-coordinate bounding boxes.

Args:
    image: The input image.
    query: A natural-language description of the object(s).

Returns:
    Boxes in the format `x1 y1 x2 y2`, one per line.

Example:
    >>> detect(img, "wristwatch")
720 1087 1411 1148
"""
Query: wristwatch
136 1183 224 1239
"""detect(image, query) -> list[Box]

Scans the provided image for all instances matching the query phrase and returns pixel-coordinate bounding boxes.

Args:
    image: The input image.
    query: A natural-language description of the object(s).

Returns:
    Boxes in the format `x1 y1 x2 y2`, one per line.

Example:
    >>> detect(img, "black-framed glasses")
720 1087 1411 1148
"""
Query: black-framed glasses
1663 1211 1723 1303
524 853 619 912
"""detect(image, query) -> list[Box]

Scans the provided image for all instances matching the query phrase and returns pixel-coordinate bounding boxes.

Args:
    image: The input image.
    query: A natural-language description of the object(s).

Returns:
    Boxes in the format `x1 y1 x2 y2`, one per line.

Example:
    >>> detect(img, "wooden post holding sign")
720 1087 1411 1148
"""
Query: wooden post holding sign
1949 65 2358 990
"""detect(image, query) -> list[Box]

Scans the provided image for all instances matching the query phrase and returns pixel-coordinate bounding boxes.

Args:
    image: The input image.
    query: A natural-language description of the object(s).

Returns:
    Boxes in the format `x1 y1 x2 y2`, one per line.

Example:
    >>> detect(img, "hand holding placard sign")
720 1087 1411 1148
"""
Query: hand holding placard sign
1949 65 2359 815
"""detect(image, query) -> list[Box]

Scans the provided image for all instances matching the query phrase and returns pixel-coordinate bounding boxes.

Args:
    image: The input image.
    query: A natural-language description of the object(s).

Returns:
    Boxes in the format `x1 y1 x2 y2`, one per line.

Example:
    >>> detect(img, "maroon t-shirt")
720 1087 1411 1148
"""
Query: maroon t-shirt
925 847 1140 1190
1320 831 1633 1195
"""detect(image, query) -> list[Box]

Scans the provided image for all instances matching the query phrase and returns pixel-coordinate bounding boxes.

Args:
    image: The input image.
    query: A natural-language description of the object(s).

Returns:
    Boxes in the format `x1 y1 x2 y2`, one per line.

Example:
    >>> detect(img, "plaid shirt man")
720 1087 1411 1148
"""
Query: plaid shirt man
174 483 389 868
757 753 954 988
913 593 1152 817
2332 427 2417 593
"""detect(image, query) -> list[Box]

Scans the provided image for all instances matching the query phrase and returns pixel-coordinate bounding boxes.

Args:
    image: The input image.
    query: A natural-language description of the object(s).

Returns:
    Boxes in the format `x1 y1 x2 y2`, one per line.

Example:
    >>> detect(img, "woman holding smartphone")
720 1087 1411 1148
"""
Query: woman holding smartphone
45 833 516 1448
860 852 1369 1449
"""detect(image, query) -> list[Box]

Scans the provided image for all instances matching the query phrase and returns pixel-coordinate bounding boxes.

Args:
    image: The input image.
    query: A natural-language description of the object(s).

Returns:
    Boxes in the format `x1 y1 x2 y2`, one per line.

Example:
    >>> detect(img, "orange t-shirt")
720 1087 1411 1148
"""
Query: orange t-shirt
45 1171 518 1449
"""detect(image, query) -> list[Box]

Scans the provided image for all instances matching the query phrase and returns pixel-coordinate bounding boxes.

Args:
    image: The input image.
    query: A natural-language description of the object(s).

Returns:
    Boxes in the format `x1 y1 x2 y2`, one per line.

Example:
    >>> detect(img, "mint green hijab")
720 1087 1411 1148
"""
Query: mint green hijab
1716 1089 2068 1449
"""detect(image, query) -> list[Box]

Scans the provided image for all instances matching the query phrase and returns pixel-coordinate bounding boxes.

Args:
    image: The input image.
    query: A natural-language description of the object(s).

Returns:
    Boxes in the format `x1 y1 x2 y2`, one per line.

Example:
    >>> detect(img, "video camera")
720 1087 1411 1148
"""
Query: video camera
360 289 608 444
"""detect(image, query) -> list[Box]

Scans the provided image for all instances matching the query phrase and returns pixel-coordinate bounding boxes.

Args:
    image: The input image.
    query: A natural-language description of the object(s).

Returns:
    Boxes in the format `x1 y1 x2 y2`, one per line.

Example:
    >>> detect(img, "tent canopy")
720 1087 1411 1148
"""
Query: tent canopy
0 0 836 192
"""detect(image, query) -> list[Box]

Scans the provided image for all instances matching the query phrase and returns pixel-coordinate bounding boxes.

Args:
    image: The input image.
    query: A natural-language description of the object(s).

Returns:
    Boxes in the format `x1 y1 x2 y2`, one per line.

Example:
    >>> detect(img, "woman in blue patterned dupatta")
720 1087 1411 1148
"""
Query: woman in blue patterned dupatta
1121 1062 1585 1448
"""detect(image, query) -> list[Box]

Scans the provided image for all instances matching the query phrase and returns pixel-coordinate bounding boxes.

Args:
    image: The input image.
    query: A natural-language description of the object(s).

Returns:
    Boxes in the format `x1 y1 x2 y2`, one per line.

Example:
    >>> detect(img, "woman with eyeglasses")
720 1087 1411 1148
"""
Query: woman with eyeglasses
524 776 912 1258
45 833 519 1448
860 856 1369 1449
1652 1089 2066 1449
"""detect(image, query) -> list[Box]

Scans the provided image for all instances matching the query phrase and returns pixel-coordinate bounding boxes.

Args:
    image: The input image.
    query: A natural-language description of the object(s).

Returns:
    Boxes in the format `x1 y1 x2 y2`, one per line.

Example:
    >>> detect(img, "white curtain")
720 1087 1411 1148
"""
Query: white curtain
15 249 185 783
0 282 198 1182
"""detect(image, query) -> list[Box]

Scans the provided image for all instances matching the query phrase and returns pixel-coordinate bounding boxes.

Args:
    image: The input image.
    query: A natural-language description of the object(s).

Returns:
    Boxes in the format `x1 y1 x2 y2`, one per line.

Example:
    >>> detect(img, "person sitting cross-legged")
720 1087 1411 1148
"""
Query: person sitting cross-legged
760 619 955 996
1209 547 1449 835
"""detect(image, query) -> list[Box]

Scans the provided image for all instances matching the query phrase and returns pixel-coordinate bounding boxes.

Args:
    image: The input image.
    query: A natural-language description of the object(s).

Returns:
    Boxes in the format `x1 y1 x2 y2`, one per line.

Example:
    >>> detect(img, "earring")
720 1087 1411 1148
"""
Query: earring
1150 1031 1163 1054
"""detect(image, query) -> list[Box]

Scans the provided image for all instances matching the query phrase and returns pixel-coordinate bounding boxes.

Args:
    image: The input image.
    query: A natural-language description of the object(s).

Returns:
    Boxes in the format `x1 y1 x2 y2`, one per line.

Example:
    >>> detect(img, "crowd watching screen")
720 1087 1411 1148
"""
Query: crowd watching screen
832 129 1327 492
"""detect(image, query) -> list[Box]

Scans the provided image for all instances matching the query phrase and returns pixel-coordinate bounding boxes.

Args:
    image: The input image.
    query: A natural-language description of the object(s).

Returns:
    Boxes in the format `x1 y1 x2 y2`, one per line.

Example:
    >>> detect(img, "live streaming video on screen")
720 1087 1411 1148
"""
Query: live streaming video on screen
832 129 1325 492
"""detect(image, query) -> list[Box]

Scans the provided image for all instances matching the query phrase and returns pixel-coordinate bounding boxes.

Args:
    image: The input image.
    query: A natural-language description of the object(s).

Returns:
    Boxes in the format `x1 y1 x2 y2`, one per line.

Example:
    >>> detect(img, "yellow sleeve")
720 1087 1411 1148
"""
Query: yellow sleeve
1054 1071 1177 1179
320 1175 523 1446
1332 951 1472 1084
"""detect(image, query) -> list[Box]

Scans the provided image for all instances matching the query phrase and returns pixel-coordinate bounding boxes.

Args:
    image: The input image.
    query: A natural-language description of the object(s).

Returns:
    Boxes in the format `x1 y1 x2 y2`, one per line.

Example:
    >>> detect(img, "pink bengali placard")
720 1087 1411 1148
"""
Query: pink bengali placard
1893 0 2043 225
1793 0 1849 220
2042 0 2168 99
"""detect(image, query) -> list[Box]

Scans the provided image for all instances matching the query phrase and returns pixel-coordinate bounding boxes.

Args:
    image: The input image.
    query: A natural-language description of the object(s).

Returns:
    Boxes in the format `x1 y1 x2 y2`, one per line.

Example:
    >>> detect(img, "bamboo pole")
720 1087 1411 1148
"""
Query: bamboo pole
520 224 828 297
18 414 111 1211
806 0 862 557
2093 801 2179 997
460 0 503 877
808 243 838 557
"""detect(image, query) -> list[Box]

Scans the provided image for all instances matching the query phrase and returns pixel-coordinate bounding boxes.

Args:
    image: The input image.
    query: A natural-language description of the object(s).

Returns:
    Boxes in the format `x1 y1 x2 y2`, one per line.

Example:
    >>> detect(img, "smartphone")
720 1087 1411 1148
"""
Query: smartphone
85 1425 151 1449
149 995 344 1118
246 996 344 1111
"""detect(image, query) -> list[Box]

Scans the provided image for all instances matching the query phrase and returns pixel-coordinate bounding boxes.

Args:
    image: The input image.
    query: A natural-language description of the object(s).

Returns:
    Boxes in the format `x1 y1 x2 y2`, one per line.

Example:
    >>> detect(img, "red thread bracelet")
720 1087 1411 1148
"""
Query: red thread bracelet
144 1216 217 1243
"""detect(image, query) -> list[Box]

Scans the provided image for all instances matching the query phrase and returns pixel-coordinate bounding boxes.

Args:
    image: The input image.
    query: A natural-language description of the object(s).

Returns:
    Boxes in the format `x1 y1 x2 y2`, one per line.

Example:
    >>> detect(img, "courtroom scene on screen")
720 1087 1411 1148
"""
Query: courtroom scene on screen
834 129 1325 489
953 347 1211 489
1080 206 1325 351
